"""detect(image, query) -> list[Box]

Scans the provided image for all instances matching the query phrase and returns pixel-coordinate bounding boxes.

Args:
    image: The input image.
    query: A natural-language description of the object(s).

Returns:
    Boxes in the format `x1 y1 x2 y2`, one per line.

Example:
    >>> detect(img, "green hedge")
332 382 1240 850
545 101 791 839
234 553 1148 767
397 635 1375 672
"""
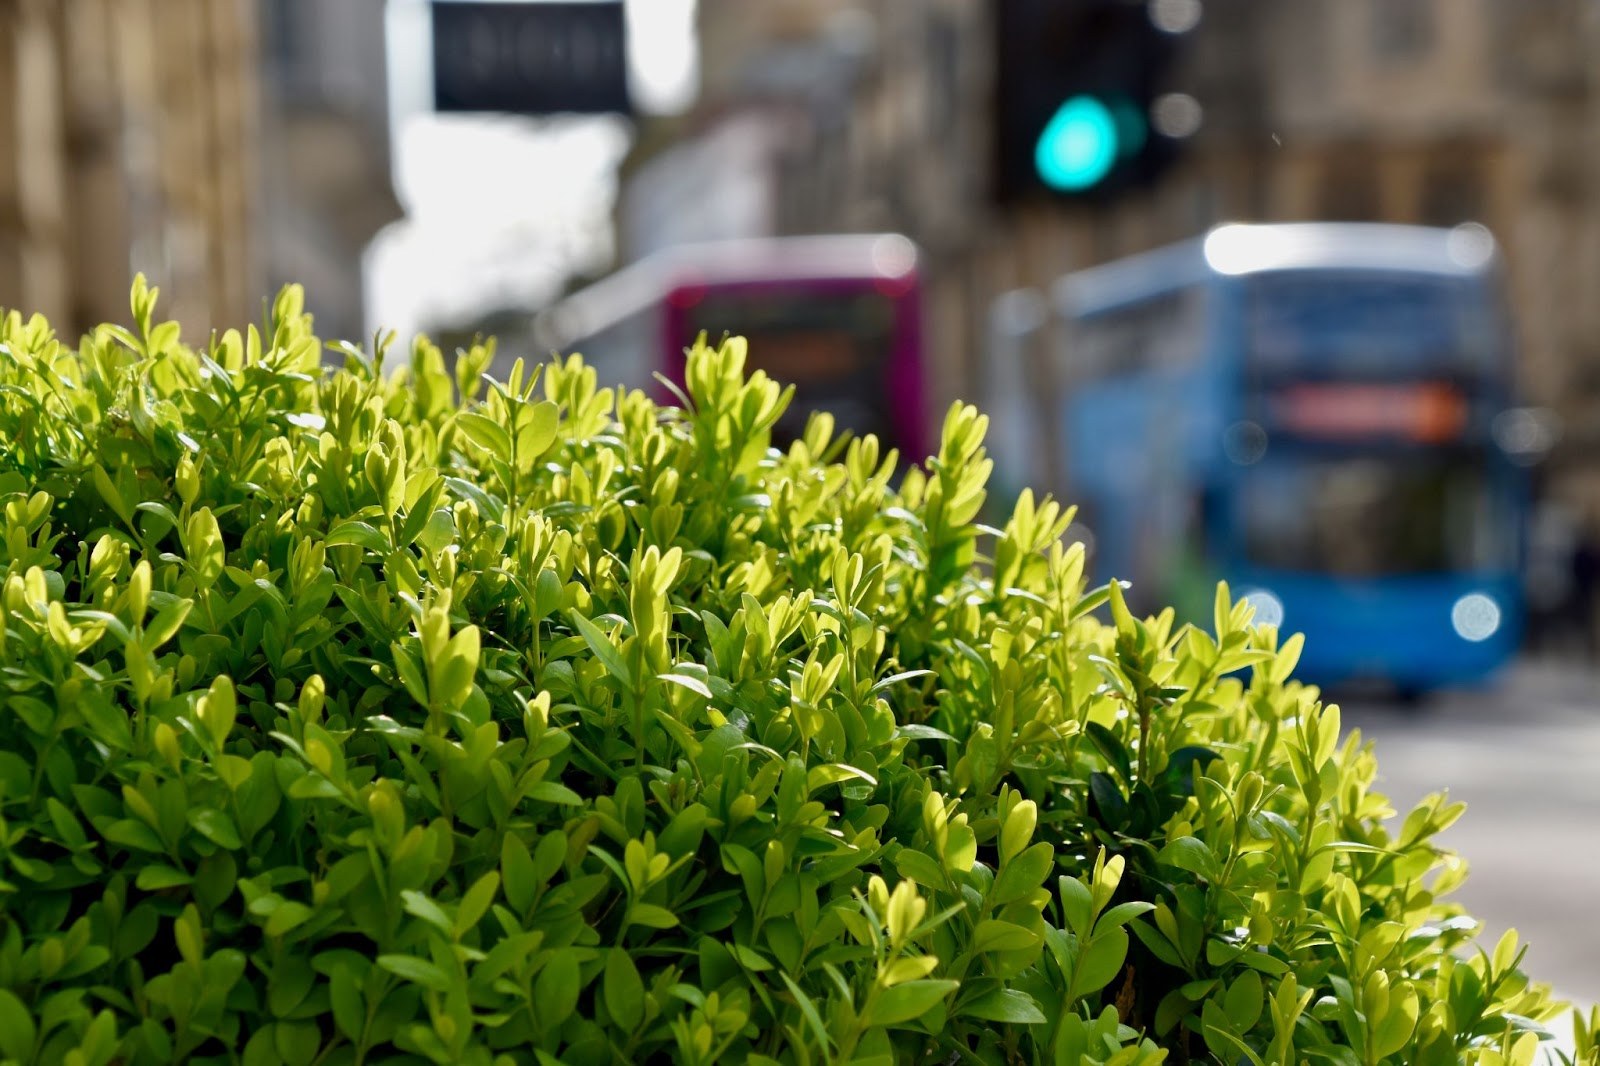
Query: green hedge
0 279 1595 1065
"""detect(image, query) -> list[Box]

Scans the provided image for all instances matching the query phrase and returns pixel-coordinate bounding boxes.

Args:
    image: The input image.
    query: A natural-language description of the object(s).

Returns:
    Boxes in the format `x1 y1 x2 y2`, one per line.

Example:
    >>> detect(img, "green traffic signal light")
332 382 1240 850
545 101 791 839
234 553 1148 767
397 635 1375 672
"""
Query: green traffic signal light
1034 95 1118 192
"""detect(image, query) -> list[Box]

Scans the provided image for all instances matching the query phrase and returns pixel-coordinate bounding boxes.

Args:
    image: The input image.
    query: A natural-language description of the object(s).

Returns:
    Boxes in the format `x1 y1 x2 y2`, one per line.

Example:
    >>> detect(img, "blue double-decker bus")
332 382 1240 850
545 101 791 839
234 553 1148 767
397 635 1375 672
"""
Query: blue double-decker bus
1049 222 1528 696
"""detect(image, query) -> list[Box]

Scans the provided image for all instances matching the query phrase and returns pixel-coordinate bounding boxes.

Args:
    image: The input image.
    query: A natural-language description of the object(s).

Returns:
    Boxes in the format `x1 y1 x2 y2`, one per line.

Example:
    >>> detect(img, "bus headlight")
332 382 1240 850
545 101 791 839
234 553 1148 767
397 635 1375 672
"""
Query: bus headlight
1242 588 1284 628
1451 593 1502 642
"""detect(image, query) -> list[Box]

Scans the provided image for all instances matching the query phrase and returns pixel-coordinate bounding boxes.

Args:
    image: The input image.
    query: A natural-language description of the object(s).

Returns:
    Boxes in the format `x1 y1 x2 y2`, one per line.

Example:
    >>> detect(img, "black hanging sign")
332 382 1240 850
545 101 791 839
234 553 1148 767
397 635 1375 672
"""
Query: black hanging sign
432 2 630 116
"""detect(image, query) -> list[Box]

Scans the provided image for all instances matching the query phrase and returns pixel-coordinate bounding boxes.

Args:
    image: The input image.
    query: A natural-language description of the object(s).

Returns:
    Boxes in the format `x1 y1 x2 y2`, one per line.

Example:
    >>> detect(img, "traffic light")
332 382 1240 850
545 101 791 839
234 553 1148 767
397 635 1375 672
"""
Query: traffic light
994 0 1196 204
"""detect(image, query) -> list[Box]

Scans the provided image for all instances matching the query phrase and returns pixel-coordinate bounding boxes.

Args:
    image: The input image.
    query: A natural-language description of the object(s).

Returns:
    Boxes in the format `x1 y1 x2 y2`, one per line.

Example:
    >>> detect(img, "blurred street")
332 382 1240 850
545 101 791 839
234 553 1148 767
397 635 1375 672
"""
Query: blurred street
1342 658 1600 1021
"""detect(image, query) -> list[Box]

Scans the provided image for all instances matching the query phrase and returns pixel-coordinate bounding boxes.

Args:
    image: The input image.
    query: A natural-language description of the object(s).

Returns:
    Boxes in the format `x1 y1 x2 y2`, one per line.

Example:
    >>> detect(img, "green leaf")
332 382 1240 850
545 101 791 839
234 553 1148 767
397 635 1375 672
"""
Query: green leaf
1097 900 1156 933
188 808 243 850
779 972 831 1053
501 834 538 914
1204 1009 1267 1066
442 476 504 521
570 611 632 688
1073 927 1129 998
533 832 568 884
959 986 1047 1024
971 919 1041 954
455 871 500 936
526 781 583 806
1224 969 1264 1032
870 669 935 693
657 672 714 700
1372 981 1419 1059
329 969 366 1042
1238 950 1291 977
1130 917 1184 968
91 463 131 524
1000 799 1037 866
414 508 456 554
534 567 564 618
991 842 1055 905
1058 875 1094 938
135 499 182 537
136 864 193 890
895 723 955 742
1160 836 1221 881
287 773 343 801
1162 745 1222 795
456 412 513 463
265 901 314 938
1271 631 1305 683
866 979 958 1027
604 948 644 1031
144 597 193 649
401 891 453 936
324 520 390 552
184 507 225 587
533 950 581 1029
46 798 89 848
727 942 773 972
806 763 877 794
103 818 166 853
378 954 453 992
392 643 430 706
0 989 37 1061
1311 840 1394 857
431 624 480 707
1084 721 1132 784
1089 772 1128 828
893 848 949 889
518 400 561 460
625 903 679 930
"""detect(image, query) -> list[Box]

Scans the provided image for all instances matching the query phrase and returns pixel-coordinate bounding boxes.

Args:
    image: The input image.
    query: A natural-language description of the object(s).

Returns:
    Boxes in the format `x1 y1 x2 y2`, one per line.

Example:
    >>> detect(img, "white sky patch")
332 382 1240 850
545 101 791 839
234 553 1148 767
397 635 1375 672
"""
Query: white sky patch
367 0 698 342
627 0 699 115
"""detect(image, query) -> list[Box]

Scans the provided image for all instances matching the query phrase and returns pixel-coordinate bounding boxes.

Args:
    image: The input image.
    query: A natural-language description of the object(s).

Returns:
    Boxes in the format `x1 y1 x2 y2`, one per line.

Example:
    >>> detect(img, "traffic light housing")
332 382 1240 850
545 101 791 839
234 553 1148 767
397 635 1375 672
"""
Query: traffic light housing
994 0 1190 204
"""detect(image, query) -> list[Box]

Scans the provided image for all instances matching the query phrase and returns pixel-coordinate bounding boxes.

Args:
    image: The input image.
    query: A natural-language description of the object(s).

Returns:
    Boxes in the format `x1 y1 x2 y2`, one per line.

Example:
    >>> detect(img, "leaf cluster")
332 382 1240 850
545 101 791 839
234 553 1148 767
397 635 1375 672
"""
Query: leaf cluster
0 280 1594 1065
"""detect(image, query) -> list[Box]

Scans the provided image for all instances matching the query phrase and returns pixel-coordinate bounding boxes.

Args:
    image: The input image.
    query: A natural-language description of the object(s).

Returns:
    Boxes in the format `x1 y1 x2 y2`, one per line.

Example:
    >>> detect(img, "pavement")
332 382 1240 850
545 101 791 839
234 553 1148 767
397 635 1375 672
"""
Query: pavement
1339 657 1600 1061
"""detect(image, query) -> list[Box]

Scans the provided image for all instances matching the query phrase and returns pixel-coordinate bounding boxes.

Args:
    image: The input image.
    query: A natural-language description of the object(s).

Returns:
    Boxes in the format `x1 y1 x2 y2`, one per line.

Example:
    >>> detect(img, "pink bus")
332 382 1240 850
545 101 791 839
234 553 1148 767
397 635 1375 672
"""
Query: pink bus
533 234 931 462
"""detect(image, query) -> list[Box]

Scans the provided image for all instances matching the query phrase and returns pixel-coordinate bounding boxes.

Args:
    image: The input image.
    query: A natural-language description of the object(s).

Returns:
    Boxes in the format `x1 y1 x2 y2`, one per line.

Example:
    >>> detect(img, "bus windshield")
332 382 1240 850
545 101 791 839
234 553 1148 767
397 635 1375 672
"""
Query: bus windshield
680 288 899 446
1237 451 1508 577
1248 271 1499 378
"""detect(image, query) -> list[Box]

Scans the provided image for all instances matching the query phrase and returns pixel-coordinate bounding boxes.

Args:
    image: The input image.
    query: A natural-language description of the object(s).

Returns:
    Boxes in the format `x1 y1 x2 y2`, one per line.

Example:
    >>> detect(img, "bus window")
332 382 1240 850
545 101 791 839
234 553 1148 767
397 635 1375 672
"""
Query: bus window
1247 272 1498 379
539 235 929 462
1238 453 1507 577
1065 288 1204 384
680 288 900 449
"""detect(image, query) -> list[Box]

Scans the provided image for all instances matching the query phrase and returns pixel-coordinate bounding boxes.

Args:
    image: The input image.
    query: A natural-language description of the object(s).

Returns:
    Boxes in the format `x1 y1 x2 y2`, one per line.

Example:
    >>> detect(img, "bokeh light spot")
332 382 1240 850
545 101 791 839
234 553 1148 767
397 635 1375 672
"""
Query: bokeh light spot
1035 96 1119 192
1451 593 1501 642
1224 420 1268 465
1151 93 1203 138
1149 0 1203 34
1243 588 1284 628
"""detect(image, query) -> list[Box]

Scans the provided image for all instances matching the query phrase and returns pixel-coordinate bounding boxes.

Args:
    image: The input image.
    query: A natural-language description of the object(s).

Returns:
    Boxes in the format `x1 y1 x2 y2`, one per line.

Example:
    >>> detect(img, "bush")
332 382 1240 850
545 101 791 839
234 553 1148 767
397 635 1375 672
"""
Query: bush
0 279 1595 1066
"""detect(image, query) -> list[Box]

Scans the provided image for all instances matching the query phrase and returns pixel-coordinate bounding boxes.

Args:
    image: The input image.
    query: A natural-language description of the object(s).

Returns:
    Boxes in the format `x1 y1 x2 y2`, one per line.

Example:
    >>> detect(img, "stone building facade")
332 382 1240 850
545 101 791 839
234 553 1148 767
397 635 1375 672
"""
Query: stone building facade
0 0 398 343
0 0 261 335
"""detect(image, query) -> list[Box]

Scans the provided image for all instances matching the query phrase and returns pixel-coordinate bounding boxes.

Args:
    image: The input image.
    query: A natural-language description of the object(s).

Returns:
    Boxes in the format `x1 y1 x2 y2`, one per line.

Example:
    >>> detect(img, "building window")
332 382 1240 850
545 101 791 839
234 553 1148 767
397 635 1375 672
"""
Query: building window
925 13 959 136
263 0 300 81
1317 157 1379 222
1420 158 1482 227
1371 0 1433 61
